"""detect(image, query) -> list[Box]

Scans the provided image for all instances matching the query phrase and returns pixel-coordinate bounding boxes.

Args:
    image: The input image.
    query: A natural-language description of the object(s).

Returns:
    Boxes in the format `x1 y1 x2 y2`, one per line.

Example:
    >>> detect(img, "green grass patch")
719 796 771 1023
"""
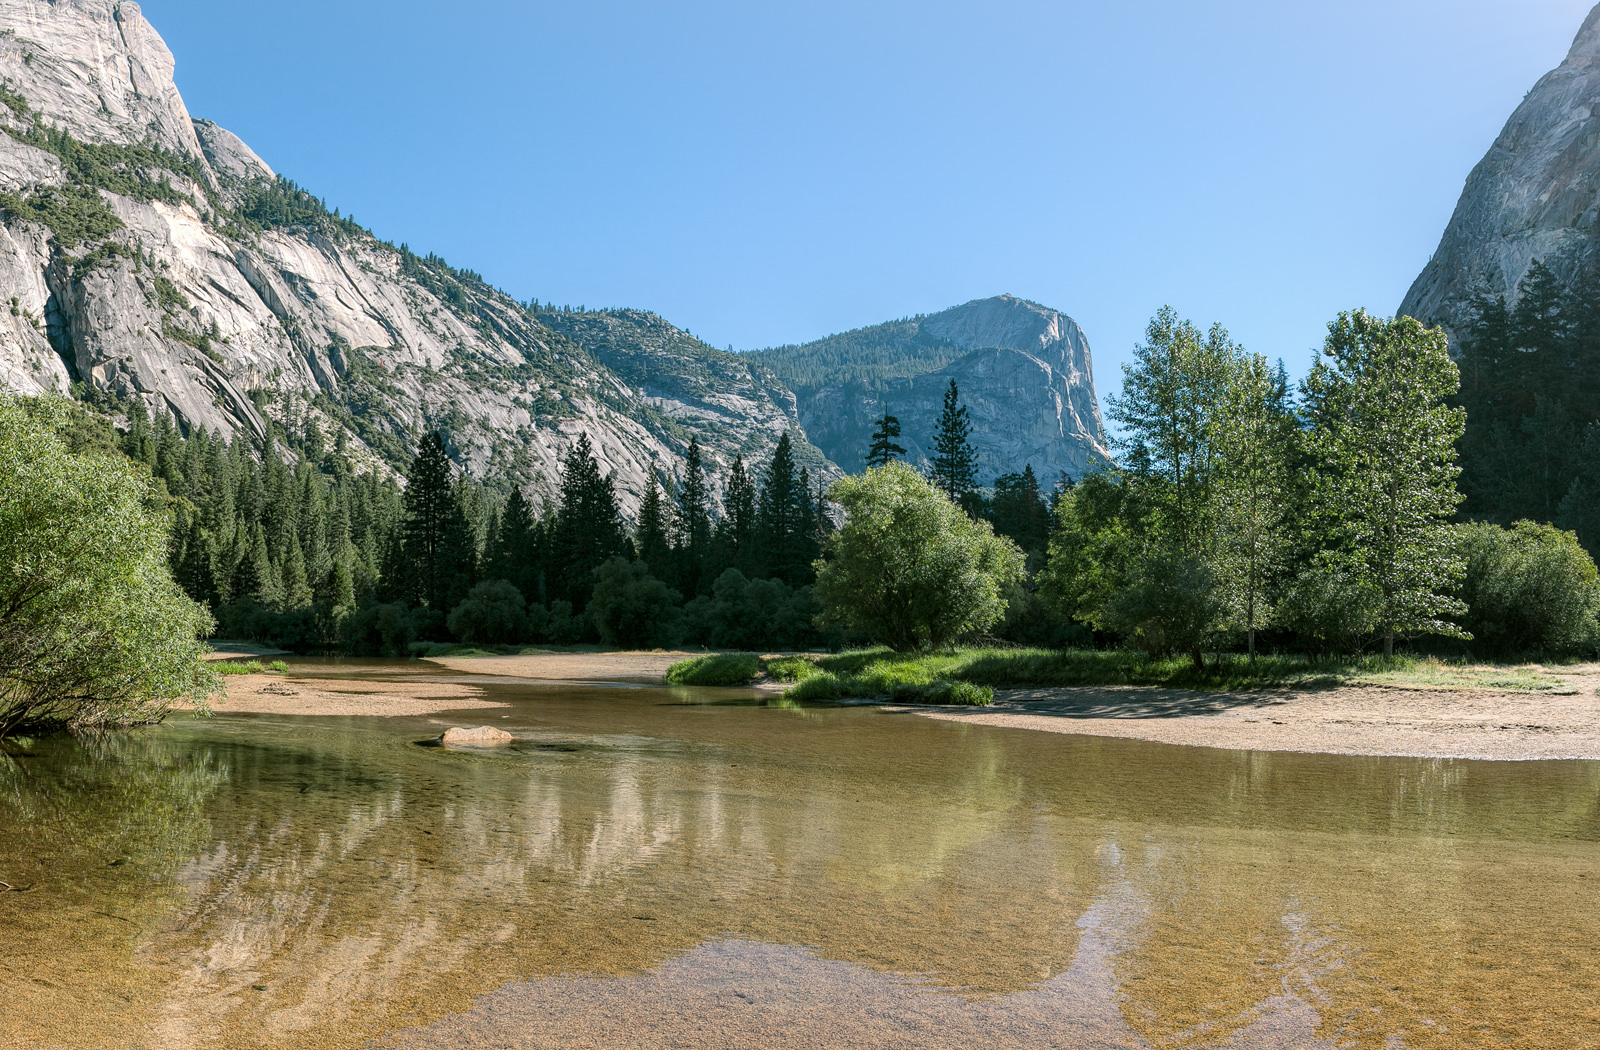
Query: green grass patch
666 653 761 687
780 648 1575 696
215 659 289 676
763 656 823 683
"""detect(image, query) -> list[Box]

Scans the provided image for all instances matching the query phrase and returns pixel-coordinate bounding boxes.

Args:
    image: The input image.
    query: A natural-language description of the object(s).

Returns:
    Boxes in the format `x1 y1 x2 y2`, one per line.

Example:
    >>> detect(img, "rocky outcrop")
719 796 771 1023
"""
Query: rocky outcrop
0 0 823 516
1401 4 1600 336
767 295 1110 484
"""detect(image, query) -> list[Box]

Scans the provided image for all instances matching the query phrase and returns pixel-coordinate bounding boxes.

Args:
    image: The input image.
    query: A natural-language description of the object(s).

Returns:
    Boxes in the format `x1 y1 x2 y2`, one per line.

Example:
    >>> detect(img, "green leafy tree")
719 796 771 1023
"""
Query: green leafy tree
446 580 530 645
815 462 1025 651
865 411 906 468
1213 353 1295 658
0 397 217 736
1102 551 1227 666
929 380 978 509
1108 307 1240 559
588 558 680 648
1454 521 1600 658
1301 311 1467 656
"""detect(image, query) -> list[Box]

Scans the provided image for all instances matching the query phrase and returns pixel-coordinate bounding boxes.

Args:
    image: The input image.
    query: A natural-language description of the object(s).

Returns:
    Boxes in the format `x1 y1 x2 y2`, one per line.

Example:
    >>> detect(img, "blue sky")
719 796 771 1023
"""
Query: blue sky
144 0 1595 399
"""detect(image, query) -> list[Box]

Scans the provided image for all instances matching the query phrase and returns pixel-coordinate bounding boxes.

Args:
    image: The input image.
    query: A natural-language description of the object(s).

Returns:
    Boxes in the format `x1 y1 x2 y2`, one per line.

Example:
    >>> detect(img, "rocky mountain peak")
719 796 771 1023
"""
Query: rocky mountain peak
1400 3 1600 337
0 0 204 159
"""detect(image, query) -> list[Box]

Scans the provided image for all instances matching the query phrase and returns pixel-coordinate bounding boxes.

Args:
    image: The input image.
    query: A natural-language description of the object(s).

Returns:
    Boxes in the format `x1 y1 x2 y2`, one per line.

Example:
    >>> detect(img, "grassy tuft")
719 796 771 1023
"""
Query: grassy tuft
764 656 823 682
666 653 761 687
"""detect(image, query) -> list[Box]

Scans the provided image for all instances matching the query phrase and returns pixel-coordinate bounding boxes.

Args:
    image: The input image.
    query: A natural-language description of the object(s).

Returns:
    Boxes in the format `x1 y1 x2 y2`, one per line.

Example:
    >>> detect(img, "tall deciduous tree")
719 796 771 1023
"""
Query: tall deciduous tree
929 380 978 509
1301 311 1467 656
1214 353 1295 658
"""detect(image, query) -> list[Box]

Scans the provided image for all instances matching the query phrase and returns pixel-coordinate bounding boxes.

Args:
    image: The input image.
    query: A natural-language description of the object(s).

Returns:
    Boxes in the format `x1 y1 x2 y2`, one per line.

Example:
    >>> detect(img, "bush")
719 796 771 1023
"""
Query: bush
1102 552 1226 668
446 580 529 645
1455 521 1600 658
681 570 829 650
786 669 992 706
1280 562 1382 659
589 558 680 648
0 396 217 734
666 653 761 686
815 463 1026 651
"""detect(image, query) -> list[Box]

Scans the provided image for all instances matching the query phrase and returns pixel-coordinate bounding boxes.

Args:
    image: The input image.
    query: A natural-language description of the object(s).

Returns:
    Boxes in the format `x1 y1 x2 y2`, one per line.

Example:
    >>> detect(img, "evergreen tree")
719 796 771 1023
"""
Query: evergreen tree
636 473 672 576
865 411 906 468
989 465 1051 561
397 432 476 610
673 437 713 594
758 434 811 586
491 487 540 599
929 380 978 510
715 454 758 576
551 433 627 608
1301 311 1468 656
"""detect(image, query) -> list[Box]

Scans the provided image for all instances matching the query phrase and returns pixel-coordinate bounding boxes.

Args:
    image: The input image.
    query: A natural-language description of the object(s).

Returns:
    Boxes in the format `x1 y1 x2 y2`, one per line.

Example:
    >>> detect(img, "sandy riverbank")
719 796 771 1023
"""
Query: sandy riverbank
907 667 1600 761
188 667 507 717
196 651 1600 760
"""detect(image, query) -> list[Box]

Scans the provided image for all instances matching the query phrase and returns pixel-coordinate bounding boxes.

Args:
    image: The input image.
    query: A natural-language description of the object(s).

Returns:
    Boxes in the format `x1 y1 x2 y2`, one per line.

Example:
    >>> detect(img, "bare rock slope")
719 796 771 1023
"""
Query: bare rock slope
758 295 1110 484
0 0 816 513
1401 4 1600 335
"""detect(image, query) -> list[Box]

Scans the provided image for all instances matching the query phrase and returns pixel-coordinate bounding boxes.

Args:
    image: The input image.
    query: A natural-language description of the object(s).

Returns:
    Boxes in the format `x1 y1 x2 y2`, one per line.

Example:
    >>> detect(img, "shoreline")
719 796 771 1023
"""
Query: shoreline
196 651 1600 761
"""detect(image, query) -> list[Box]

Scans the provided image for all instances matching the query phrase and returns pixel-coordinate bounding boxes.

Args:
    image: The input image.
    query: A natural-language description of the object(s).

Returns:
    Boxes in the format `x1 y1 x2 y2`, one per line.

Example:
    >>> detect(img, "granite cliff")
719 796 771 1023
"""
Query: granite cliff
1401 4 1600 335
0 0 817 514
756 295 1110 485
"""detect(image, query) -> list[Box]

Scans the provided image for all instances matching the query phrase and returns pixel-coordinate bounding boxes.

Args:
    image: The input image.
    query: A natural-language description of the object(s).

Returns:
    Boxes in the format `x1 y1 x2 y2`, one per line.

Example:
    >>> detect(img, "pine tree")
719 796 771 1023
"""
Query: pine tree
492 487 540 599
636 473 672 576
865 411 906 468
551 433 627 607
759 434 810 586
398 432 476 610
674 437 712 594
989 465 1051 560
929 380 978 509
715 454 758 576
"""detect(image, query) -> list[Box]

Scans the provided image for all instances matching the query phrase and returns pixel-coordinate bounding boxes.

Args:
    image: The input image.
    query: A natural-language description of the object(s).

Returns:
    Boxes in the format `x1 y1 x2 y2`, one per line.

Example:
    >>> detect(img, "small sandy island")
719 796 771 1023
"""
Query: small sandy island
908 667 1600 761
427 650 703 682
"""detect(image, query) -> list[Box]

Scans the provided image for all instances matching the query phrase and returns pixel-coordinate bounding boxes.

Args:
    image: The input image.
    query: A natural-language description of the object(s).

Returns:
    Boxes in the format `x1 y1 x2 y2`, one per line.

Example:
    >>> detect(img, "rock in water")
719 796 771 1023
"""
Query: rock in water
1401 4 1600 337
440 726 513 746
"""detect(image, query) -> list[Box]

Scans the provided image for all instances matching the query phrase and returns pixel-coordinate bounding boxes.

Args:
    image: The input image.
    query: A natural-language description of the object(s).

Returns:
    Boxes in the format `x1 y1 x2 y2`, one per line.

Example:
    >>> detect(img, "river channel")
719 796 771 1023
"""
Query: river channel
1 659 1596 1049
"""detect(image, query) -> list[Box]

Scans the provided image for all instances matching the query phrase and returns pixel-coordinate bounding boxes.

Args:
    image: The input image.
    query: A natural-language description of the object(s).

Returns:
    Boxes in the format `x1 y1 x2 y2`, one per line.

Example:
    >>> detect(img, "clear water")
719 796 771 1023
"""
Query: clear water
1 660 1596 1049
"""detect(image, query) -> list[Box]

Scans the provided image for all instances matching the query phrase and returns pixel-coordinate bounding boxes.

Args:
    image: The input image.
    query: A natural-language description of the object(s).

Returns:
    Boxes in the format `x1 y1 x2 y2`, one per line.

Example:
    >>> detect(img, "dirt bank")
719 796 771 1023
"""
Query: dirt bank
908 667 1600 761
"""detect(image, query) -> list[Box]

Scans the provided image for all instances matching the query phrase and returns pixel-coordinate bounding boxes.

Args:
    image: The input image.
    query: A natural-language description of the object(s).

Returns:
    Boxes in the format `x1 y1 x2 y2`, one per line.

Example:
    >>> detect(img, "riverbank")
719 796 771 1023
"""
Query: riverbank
194 651 1600 760
905 667 1600 760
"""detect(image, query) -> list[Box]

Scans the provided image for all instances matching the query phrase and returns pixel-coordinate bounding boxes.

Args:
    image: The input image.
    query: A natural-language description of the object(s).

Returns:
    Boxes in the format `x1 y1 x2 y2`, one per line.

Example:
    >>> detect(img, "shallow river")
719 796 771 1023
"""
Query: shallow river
1 660 1597 1049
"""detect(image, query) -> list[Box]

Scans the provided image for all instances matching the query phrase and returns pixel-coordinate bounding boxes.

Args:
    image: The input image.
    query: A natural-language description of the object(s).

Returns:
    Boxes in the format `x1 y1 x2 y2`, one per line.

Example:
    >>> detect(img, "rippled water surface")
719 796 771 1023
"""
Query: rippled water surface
1 660 1597 1049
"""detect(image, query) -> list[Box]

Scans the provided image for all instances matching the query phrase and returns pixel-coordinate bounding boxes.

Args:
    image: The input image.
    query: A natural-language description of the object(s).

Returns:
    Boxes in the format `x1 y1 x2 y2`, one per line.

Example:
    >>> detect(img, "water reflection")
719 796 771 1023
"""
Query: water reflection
1 676 1597 1049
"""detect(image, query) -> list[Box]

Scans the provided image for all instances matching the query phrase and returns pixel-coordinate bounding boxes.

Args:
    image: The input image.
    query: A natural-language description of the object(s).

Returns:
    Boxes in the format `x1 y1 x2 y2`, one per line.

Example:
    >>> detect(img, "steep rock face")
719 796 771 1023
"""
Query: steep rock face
0 0 821 516
1401 5 1600 334
764 295 1110 484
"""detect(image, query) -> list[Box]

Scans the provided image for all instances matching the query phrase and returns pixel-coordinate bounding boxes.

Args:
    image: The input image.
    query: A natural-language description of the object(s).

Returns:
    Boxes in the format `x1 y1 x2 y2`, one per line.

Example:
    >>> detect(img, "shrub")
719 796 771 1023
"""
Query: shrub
681 570 828 650
1279 562 1382 659
1455 521 1600 658
588 558 680 649
666 653 761 686
446 580 529 645
1102 552 1226 668
0 396 217 734
815 463 1026 651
